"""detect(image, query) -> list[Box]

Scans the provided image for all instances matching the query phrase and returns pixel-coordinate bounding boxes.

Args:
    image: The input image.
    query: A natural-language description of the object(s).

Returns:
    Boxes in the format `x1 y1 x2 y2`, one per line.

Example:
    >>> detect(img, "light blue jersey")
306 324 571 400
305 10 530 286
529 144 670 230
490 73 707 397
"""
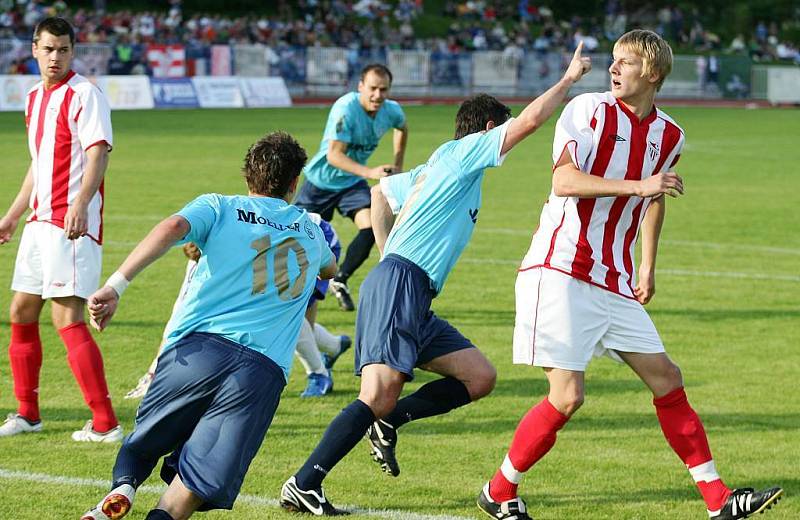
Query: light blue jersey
304 92 405 191
381 119 512 294
163 194 334 380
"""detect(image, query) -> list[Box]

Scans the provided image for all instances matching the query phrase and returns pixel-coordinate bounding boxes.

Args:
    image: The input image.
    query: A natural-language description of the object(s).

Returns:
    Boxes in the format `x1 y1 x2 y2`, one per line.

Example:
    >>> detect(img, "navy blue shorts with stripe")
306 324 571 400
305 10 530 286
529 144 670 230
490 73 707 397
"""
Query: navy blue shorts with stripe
294 179 371 221
355 254 475 380
124 333 285 510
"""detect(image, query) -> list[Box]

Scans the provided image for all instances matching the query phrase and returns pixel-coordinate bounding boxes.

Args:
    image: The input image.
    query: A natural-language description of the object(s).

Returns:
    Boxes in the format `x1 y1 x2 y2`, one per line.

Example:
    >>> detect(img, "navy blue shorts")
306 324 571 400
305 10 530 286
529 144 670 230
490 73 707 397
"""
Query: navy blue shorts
124 333 285 510
355 254 475 380
294 179 371 221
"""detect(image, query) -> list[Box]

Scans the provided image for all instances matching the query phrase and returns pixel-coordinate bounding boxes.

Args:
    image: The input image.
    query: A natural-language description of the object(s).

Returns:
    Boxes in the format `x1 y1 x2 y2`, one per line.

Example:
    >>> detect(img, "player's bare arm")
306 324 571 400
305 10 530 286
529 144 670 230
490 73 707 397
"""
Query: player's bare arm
64 144 109 240
319 258 338 280
88 215 190 331
0 164 34 244
553 149 685 198
501 41 592 155
370 184 395 255
392 124 408 172
327 139 394 180
635 194 665 305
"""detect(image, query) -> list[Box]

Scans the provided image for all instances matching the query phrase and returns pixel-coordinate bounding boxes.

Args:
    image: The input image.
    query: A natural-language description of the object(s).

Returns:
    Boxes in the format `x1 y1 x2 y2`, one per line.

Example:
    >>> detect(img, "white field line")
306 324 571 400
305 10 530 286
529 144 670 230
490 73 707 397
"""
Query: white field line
0 467 471 520
458 258 800 282
474 227 800 256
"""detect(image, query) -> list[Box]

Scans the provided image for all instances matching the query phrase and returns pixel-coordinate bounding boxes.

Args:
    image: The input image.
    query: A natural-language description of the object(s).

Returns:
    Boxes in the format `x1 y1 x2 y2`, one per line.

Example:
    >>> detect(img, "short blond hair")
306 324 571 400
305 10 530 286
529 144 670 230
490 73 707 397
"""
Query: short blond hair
614 29 673 91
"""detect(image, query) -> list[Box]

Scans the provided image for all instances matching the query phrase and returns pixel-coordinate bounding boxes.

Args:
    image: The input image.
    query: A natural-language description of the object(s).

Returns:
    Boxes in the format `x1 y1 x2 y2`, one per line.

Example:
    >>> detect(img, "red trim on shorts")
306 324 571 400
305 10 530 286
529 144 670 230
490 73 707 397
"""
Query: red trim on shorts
570 103 617 280
517 264 639 301
50 87 75 226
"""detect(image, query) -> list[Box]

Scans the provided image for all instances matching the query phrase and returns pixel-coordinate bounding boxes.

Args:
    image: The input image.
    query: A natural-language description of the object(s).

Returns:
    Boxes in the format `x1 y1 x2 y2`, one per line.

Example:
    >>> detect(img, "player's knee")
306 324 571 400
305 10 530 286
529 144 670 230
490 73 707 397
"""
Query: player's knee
662 362 683 391
466 364 497 401
9 299 38 324
364 395 398 419
551 392 584 417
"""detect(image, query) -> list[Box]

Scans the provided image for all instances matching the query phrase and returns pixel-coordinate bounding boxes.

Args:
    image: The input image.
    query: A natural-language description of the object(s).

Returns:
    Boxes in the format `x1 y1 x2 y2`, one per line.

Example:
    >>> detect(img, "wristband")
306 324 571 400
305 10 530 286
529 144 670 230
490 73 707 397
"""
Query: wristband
105 271 130 298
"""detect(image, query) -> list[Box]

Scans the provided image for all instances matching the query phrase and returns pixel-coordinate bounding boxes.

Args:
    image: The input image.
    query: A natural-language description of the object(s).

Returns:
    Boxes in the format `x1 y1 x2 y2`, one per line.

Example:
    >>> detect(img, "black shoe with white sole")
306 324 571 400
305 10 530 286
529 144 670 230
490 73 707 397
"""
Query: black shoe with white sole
709 487 783 519
477 482 533 520
329 280 355 311
280 476 349 516
366 419 400 477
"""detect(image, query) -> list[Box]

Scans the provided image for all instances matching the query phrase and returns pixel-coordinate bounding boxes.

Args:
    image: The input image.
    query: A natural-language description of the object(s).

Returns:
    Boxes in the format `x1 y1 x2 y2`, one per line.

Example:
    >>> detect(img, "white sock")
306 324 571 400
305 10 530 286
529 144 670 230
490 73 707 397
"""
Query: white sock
295 319 326 375
314 323 341 355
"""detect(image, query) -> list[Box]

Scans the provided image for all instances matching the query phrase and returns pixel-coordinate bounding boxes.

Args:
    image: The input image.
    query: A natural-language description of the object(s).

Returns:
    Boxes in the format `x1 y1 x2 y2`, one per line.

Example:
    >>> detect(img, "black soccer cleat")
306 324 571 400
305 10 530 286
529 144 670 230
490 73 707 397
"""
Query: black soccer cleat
329 280 355 311
280 477 349 516
366 419 400 477
477 482 534 520
709 487 783 519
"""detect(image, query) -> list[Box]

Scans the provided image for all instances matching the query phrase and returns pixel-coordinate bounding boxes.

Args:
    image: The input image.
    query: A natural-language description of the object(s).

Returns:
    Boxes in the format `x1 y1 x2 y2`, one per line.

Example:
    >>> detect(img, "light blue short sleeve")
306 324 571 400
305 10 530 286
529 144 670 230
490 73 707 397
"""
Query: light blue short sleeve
327 101 354 143
379 168 417 214
175 194 221 249
452 118 512 177
390 101 406 128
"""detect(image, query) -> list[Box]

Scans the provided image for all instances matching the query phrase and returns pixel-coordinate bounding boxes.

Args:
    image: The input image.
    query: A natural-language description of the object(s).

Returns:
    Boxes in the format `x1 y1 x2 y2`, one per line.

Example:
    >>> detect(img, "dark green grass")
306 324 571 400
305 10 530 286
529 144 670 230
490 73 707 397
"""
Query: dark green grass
0 104 797 519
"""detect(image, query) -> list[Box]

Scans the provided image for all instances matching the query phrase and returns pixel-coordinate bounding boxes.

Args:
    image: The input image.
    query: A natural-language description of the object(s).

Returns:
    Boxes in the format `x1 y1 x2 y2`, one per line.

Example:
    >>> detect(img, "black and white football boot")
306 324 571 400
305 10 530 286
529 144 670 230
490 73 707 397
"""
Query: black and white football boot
280 476 349 516
366 419 400 477
709 487 783 519
477 482 533 520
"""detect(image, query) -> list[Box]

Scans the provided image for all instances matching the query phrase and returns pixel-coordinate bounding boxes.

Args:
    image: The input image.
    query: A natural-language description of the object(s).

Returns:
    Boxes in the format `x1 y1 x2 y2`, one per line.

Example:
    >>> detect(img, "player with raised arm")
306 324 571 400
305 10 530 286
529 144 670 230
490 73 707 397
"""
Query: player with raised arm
295 63 409 311
478 30 782 520
279 44 592 516
0 17 121 443
81 131 336 520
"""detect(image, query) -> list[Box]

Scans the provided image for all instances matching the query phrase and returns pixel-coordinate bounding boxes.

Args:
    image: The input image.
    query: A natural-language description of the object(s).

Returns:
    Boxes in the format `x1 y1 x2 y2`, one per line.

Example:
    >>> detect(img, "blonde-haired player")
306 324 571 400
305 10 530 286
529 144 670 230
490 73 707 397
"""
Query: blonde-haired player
478 30 782 520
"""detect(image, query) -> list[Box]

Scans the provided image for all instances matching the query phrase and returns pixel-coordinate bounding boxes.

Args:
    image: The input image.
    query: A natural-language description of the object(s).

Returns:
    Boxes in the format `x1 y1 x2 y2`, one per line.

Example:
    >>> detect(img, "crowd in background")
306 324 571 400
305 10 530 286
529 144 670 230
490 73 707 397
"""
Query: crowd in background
1 0 799 76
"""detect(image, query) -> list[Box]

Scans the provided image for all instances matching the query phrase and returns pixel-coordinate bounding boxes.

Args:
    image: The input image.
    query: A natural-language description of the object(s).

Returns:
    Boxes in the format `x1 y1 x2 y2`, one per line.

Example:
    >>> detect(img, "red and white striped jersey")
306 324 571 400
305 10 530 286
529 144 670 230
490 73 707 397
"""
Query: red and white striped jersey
520 92 685 299
25 70 113 244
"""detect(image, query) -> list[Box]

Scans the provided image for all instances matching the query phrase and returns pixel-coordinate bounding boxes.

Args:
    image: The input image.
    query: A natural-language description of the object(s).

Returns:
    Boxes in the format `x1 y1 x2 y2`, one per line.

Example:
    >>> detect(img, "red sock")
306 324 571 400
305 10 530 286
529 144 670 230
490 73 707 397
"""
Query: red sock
490 398 569 502
58 322 118 432
9 322 43 422
654 387 731 511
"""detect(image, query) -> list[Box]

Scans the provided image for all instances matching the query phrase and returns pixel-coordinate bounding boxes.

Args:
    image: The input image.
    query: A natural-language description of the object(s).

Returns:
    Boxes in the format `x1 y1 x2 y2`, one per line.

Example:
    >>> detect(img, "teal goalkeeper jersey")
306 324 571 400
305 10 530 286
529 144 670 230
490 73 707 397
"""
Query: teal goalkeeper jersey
380 119 512 294
304 92 406 191
162 194 334 380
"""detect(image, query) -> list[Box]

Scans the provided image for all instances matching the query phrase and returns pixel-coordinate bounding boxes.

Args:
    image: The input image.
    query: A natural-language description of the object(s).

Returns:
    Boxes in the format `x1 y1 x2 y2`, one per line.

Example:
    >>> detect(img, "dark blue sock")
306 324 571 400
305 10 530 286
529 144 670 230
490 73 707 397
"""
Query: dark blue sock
384 377 472 428
145 510 174 520
112 441 158 490
295 399 375 490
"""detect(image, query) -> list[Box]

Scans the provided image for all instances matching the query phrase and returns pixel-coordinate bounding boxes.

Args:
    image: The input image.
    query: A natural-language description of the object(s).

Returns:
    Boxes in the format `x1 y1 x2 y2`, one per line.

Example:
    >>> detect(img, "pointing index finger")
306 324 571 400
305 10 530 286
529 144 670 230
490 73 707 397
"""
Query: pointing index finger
573 40 584 59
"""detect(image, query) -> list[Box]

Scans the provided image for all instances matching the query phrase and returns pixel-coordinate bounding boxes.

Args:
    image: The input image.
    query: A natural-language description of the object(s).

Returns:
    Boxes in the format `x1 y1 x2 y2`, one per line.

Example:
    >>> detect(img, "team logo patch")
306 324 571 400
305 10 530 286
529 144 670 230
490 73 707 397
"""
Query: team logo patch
304 220 316 239
469 208 479 224
648 140 660 161
336 116 345 134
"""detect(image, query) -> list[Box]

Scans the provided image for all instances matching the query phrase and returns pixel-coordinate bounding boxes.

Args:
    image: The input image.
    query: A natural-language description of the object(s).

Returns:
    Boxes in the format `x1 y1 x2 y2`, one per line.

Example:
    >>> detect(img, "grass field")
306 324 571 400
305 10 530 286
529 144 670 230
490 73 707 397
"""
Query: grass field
0 103 798 519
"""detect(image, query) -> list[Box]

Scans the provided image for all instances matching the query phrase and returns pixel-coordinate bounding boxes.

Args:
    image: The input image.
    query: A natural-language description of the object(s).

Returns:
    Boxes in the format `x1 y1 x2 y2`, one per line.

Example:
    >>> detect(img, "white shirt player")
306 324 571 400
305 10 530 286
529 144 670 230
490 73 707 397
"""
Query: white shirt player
25 70 113 243
520 92 684 299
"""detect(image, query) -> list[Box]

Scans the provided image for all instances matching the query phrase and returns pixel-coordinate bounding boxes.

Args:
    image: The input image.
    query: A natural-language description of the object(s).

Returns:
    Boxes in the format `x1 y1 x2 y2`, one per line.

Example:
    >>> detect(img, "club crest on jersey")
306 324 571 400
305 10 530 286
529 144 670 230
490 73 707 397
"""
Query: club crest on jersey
469 208 479 224
336 116 345 134
304 220 316 239
648 140 660 161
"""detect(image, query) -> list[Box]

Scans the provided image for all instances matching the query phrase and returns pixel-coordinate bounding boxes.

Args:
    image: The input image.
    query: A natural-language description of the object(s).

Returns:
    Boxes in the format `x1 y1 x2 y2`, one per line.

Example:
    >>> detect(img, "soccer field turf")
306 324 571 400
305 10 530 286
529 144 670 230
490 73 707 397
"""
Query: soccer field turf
0 104 797 519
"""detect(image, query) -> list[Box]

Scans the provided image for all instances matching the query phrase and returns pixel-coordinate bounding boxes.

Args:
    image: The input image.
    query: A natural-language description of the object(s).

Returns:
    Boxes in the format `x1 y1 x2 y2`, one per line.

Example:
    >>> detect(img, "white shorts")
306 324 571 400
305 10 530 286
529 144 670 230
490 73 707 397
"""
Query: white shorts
11 221 102 300
512 267 664 371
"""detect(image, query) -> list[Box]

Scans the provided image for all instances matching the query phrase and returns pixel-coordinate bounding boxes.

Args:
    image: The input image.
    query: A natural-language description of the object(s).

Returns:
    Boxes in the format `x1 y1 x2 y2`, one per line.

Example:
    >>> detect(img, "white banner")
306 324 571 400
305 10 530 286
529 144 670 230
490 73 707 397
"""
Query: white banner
239 77 291 107
95 76 155 110
388 50 430 86
233 44 269 77
472 51 518 87
192 76 244 108
767 67 800 103
0 75 40 111
306 47 347 85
